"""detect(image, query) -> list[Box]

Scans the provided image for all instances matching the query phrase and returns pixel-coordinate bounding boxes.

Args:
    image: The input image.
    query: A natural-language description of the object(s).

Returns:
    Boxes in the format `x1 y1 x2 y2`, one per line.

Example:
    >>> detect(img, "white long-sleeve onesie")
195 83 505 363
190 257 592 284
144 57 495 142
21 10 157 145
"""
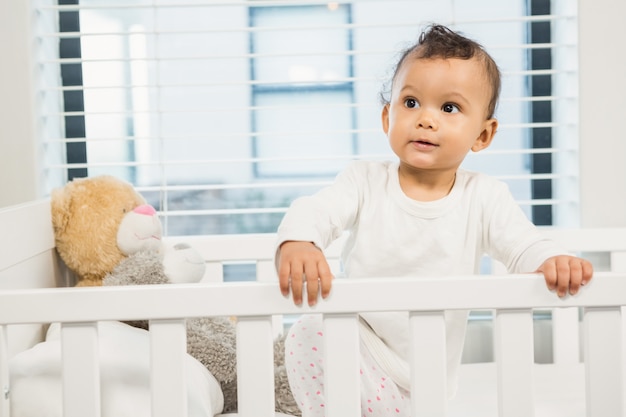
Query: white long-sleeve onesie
276 160 567 411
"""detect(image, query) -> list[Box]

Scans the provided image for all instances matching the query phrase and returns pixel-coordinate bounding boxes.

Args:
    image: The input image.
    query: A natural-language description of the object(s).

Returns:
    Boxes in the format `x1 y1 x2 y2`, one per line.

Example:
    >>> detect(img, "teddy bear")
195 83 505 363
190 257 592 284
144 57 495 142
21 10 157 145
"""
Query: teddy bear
50 175 168 286
50 175 300 415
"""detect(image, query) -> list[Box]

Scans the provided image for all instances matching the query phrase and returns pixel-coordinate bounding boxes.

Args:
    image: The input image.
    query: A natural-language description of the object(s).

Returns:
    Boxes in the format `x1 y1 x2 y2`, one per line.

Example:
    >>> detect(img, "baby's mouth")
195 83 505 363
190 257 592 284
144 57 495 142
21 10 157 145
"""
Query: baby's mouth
411 139 437 147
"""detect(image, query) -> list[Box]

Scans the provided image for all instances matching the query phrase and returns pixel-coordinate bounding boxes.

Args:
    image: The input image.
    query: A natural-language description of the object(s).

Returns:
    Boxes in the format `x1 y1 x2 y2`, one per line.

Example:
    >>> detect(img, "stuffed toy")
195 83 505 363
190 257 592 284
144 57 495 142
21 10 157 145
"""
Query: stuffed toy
50 175 206 287
50 175 299 415
104 251 299 415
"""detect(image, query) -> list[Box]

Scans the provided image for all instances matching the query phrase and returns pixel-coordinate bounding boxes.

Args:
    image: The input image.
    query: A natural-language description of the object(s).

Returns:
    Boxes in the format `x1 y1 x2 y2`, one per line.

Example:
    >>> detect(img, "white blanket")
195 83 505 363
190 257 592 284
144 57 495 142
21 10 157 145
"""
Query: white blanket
9 321 223 417
449 362 586 417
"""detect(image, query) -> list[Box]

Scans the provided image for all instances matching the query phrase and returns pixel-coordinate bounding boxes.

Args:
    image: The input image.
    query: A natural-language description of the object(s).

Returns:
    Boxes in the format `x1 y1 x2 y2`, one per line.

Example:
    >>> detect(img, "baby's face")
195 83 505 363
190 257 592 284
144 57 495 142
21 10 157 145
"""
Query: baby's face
382 57 496 174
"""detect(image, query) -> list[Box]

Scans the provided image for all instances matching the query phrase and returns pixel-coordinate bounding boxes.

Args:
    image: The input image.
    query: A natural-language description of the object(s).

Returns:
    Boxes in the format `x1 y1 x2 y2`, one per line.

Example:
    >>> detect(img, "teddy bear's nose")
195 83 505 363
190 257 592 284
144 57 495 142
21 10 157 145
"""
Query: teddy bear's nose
133 204 157 216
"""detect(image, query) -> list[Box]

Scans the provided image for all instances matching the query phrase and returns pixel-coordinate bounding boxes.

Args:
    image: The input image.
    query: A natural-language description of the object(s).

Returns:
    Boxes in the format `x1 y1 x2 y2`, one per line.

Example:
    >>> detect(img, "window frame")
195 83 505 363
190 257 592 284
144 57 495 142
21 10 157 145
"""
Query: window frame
248 4 357 179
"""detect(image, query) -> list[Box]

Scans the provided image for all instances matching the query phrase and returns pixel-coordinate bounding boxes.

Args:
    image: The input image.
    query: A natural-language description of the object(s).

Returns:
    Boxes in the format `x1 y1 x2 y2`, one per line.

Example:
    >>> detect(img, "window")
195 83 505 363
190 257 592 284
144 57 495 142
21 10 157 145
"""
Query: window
251 5 355 177
37 0 579 235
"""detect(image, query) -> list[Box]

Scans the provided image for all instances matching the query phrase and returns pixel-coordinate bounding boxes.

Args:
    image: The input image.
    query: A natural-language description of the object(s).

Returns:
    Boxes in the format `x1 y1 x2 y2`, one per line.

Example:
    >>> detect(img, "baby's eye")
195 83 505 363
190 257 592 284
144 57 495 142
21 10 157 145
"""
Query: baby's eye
442 103 459 113
404 98 418 109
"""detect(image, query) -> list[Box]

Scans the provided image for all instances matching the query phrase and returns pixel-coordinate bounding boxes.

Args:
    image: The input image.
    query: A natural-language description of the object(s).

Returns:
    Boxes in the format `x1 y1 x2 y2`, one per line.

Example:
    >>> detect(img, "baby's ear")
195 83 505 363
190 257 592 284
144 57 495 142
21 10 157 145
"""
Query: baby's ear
472 118 498 152
381 104 391 134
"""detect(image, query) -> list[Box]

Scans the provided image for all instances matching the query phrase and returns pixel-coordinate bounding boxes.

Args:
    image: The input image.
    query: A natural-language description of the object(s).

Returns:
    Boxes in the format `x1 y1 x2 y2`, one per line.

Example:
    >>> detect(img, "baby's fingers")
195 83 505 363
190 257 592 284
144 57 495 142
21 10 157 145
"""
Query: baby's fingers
539 256 594 298
305 271 320 307
581 259 593 286
276 241 333 306
538 257 569 297
278 262 292 297
567 258 594 295
318 262 334 300
562 258 583 296
289 264 306 306
553 257 579 297
541 259 558 292
305 261 334 306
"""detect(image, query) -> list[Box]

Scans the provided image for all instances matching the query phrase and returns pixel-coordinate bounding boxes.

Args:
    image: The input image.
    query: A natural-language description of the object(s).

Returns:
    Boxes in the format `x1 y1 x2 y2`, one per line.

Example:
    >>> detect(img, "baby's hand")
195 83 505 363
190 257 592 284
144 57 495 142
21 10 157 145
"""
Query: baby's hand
536 255 593 297
277 241 334 306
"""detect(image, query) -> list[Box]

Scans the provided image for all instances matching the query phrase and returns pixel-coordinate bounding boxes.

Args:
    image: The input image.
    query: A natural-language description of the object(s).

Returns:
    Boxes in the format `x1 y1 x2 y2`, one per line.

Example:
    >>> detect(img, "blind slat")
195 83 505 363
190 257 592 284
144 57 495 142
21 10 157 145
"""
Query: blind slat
34 1 579 232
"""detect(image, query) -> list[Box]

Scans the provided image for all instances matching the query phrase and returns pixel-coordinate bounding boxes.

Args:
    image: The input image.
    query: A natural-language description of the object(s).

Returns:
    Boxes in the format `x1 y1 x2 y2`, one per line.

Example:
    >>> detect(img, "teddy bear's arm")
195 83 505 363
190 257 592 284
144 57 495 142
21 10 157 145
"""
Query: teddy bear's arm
186 317 238 384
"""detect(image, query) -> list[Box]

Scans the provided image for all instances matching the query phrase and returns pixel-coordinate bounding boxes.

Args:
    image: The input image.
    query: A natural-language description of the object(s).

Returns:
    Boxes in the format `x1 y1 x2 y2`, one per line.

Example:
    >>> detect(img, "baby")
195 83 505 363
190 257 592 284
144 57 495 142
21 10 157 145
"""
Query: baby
275 24 593 416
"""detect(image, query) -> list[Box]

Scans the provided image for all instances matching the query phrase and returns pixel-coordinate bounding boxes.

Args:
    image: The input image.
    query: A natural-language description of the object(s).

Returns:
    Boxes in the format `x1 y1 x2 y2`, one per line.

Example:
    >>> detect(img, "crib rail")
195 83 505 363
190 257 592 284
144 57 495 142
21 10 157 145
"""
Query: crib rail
2 201 626 416
2 273 626 321
1 273 626 417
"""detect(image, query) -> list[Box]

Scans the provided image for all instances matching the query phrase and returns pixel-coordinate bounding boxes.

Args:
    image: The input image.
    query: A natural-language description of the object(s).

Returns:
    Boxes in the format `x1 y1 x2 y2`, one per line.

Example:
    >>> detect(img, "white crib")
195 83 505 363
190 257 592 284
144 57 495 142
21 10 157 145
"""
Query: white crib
1 200 626 417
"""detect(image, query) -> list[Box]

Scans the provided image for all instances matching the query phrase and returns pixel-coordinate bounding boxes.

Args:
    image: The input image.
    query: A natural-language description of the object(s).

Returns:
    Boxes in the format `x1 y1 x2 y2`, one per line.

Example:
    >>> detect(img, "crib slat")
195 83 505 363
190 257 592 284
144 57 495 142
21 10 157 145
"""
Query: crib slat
204 262 225 283
583 307 624 416
324 313 360 417
611 251 626 273
552 307 580 364
0 200 54 272
61 322 101 417
409 311 447 416
237 316 275 417
256 260 285 337
256 260 276 282
494 309 534 417
149 319 188 417
0 325 9 417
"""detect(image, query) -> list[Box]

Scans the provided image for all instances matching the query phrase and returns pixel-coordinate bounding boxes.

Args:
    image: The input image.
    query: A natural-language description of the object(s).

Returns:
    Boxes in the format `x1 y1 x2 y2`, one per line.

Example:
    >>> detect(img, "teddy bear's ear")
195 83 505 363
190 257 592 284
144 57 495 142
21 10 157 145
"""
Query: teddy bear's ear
50 185 72 234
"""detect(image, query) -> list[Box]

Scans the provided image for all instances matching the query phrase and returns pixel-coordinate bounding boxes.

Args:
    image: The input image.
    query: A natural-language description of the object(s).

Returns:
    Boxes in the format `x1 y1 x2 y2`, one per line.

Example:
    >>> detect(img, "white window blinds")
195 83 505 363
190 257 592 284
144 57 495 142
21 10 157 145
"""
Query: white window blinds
34 0 579 235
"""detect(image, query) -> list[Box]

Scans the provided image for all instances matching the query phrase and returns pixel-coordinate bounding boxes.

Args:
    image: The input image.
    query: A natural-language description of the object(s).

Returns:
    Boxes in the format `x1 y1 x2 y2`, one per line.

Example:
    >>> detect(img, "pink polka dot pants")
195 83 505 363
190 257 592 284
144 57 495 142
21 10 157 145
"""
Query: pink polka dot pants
285 314 411 417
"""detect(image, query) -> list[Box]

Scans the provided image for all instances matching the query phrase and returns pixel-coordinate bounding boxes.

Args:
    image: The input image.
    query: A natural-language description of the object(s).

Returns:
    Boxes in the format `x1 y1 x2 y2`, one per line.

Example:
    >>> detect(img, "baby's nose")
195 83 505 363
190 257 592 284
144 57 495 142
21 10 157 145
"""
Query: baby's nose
133 204 157 216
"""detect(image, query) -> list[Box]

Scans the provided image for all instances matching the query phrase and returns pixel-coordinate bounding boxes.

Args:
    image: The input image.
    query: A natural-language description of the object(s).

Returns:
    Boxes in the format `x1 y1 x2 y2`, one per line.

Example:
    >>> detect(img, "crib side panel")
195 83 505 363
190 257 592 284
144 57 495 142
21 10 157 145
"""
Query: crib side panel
0 255 62 358
0 200 63 290
489 228 626 366
1 273 626 417
3 226 626 417
548 228 626 365
0 200 55 272
0 200 66 359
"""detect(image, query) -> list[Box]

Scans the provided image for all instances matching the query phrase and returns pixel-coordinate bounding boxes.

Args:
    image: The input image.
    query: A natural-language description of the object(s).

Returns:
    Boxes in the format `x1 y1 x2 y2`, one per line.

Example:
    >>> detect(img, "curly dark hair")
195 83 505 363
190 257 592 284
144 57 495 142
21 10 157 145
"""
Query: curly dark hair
380 24 501 119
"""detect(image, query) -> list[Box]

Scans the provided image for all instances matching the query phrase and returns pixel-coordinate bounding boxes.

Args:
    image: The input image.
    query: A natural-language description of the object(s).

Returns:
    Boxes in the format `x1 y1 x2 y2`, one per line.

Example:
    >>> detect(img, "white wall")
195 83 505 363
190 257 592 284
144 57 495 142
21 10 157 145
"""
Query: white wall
578 0 626 227
0 1 40 207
